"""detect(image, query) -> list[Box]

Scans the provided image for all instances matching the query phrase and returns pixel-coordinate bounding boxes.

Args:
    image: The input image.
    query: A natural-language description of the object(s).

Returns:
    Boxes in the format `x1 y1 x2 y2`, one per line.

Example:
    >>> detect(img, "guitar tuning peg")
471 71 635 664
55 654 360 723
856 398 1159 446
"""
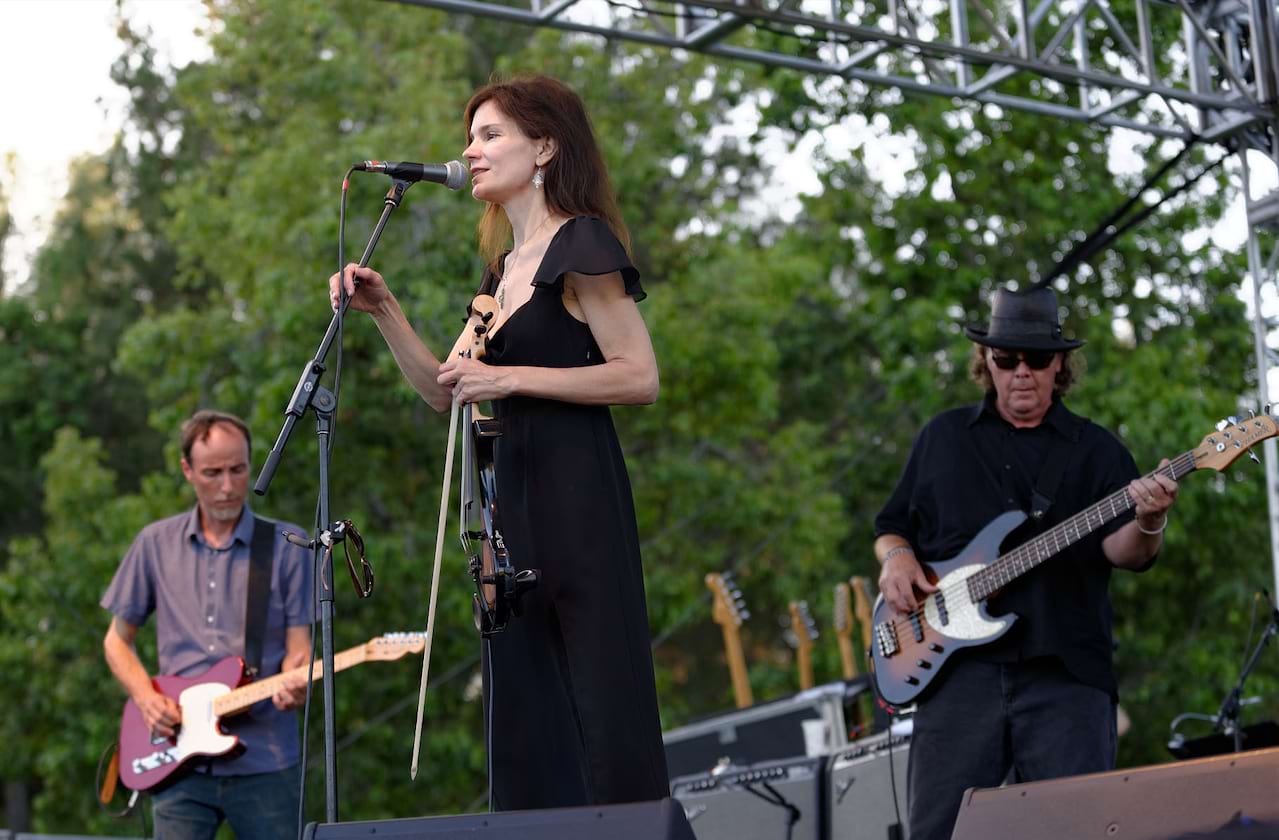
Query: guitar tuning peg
1249 408 1257 418
1228 416 1240 425
1216 419 1229 431
1250 450 1262 465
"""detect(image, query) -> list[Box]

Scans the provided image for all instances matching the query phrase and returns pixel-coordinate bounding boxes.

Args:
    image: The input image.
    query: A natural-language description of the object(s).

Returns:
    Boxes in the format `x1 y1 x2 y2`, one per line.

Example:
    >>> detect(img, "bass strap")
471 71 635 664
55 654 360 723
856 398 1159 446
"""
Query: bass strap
1029 415 1084 521
244 515 276 679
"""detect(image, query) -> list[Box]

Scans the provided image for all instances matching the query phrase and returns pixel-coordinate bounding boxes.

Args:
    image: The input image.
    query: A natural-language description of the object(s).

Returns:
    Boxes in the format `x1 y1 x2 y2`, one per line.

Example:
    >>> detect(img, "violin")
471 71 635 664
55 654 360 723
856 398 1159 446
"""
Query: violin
459 294 538 636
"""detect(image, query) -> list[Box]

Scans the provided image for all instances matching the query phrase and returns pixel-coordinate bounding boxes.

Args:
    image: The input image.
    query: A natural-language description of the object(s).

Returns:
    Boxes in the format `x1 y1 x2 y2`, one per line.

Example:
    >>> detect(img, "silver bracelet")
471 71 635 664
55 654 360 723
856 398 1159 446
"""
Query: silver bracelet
882 545 915 563
1136 514 1167 536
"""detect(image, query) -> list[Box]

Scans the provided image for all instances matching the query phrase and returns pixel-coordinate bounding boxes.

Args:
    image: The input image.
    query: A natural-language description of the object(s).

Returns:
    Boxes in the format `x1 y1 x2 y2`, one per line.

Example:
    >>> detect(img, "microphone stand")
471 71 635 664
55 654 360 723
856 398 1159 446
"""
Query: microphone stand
1212 594 1279 753
254 178 414 823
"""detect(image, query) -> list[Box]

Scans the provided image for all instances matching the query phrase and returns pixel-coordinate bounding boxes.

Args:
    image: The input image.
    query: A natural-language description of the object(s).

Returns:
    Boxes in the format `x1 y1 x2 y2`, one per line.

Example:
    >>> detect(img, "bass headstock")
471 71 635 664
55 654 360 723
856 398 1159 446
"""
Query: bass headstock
1192 410 1276 472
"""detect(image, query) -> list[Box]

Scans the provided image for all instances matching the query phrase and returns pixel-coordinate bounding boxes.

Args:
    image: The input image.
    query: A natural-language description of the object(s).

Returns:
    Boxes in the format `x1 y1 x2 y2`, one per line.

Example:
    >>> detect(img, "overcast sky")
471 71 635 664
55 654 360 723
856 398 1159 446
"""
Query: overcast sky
0 0 208 289
0 0 1267 299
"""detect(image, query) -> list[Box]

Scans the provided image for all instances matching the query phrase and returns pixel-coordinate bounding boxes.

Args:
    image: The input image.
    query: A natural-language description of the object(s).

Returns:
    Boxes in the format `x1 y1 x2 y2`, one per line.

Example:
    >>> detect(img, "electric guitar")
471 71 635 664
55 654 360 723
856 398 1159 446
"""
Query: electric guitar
707 571 753 708
788 599 819 691
869 415 1277 706
118 632 425 791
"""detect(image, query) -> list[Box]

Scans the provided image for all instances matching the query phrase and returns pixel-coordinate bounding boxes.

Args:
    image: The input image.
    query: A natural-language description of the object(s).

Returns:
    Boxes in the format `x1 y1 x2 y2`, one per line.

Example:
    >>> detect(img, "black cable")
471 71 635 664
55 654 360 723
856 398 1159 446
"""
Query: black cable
1036 141 1228 290
737 780 801 840
884 723 906 836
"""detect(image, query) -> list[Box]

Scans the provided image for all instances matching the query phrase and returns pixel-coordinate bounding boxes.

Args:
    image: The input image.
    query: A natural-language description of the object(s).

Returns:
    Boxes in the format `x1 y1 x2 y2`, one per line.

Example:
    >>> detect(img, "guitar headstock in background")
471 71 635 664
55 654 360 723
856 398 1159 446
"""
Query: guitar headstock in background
706 571 753 708
788 599 819 690
707 571 749 628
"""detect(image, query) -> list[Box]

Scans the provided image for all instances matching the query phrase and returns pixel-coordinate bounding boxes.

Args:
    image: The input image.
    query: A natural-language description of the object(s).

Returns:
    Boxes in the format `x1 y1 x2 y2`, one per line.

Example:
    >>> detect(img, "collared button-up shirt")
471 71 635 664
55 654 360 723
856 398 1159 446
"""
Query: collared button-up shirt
102 504 313 775
874 394 1144 698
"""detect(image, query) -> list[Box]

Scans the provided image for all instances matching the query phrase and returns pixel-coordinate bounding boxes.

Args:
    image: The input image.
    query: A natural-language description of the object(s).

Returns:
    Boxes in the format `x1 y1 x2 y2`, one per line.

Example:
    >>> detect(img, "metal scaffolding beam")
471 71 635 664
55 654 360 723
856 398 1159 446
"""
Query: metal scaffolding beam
393 0 1279 591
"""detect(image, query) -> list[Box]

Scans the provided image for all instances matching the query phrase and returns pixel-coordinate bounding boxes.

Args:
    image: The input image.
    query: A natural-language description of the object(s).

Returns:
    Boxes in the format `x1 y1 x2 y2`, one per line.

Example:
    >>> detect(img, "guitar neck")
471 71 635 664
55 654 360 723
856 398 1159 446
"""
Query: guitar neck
837 635 858 679
719 624 754 709
213 644 368 717
970 450 1193 601
796 644 814 690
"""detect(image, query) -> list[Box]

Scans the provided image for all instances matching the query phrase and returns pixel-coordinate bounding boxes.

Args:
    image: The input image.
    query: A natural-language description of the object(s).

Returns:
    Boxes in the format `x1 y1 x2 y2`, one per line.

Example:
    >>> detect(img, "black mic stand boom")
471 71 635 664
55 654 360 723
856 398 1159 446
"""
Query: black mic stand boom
254 178 414 823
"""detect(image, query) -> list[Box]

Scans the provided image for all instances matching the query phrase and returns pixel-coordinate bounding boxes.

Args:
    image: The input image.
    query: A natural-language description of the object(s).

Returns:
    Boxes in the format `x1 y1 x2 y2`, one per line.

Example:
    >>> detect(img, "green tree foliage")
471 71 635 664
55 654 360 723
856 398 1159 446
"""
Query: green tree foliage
3 0 1275 831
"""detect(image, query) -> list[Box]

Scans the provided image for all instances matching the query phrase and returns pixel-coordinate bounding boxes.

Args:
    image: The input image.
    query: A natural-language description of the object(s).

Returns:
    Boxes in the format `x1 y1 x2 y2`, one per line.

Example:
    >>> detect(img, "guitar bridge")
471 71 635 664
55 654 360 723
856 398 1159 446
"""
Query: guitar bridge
874 621 900 658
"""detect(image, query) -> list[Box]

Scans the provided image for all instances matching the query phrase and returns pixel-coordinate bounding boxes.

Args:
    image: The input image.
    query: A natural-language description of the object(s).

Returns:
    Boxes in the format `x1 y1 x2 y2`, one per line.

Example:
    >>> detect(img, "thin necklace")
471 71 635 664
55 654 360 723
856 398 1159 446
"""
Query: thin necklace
499 214 556 310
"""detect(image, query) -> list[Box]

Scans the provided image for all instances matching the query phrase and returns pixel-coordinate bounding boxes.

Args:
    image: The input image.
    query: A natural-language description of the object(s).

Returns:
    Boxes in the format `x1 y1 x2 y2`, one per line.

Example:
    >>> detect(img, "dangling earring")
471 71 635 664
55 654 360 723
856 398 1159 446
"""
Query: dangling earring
532 166 544 190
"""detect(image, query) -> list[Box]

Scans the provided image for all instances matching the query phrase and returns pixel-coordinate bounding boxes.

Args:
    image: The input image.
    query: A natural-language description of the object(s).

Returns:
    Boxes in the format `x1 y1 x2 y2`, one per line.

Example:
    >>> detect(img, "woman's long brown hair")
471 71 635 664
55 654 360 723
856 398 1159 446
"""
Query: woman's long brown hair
464 75 630 271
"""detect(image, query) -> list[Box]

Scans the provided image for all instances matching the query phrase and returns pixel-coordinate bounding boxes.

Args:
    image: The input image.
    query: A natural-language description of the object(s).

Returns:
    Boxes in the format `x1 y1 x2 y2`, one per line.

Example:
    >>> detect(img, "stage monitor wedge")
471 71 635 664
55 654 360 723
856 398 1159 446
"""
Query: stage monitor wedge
951 747 1279 840
303 797 695 839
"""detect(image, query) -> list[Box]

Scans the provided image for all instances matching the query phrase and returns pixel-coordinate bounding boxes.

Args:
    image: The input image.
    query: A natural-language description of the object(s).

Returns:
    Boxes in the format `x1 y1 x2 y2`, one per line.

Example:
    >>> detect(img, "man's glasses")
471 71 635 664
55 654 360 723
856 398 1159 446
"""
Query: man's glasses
990 350 1057 370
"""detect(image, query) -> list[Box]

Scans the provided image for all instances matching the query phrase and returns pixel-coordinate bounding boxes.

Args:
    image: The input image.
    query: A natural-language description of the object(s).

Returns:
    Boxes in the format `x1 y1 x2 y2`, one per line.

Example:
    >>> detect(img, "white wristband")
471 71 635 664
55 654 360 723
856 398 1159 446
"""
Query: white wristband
882 545 915 563
1136 514 1167 536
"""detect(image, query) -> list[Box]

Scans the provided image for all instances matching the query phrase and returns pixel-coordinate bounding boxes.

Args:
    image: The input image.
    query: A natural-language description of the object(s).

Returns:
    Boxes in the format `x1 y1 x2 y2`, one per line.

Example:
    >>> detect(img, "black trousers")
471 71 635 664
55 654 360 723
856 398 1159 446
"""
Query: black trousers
906 656 1116 840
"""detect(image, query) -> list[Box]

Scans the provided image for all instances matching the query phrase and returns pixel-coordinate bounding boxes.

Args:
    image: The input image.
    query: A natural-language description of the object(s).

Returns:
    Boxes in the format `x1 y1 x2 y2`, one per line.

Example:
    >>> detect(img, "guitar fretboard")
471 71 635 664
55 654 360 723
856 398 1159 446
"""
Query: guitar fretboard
968 452 1192 601
213 646 368 717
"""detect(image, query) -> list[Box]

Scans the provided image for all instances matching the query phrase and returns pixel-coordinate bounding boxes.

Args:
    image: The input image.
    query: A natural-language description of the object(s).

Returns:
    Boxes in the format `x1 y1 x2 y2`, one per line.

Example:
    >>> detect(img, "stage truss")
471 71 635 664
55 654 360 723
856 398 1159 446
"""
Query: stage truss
396 0 1279 586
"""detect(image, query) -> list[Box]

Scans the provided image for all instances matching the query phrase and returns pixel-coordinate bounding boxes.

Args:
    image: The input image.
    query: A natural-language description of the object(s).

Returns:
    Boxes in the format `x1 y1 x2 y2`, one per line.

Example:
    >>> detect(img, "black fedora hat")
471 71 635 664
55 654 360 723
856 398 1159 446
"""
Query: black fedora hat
964 287 1085 351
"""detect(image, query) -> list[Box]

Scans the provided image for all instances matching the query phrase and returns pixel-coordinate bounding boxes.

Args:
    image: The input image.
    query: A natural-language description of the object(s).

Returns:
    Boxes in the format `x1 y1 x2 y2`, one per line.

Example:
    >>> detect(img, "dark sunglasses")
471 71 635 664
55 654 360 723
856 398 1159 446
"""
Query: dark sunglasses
990 350 1057 370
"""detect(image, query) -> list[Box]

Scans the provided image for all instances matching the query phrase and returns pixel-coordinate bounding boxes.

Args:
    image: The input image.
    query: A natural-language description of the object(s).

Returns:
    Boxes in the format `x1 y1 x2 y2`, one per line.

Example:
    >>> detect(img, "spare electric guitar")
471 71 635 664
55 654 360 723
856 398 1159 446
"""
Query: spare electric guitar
869 414 1277 706
707 571 753 708
118 632 425 791
788 599 819 691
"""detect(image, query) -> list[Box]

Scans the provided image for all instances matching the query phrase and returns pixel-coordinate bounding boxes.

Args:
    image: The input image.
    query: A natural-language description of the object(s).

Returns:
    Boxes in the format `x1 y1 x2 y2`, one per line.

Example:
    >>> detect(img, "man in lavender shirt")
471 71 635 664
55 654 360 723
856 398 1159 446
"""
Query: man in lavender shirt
102 410 314 839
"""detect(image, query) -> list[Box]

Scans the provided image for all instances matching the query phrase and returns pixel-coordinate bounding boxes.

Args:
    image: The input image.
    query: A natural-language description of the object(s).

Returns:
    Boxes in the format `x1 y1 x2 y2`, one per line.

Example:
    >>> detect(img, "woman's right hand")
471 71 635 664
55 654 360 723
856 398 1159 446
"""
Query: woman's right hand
330 263 392 313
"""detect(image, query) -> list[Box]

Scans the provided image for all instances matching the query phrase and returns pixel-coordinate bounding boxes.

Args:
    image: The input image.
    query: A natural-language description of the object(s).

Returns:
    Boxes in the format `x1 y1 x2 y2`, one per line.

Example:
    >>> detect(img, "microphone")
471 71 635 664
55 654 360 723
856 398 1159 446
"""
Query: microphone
354 160 467 190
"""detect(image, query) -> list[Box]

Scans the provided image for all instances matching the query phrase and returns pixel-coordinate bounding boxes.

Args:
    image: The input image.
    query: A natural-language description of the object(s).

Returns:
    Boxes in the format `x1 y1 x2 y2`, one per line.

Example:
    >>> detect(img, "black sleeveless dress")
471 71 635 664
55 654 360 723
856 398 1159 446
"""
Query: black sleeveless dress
476 216 669 809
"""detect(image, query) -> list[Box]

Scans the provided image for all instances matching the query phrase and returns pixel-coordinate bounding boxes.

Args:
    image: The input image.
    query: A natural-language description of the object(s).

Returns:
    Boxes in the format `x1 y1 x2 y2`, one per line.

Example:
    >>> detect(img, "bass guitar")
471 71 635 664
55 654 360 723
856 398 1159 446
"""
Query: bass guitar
869 414 1276 706
118 632 424 791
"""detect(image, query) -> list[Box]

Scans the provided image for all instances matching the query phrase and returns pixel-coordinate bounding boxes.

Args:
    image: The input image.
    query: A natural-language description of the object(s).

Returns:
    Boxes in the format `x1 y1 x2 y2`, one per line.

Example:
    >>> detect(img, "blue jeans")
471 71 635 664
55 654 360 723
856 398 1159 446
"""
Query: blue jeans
906 656 1117 840
151 765 301 840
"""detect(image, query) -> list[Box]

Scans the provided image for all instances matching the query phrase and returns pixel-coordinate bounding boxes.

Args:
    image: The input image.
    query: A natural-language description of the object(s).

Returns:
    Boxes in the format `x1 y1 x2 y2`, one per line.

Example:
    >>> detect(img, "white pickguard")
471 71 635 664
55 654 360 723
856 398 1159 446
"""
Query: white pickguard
922 563 1011 641
171 682 238 761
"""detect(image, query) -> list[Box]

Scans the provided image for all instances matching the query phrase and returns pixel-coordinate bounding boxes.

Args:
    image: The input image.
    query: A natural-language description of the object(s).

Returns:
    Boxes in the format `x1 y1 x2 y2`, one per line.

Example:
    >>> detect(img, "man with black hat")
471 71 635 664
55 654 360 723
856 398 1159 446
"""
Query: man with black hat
873 287 1177 840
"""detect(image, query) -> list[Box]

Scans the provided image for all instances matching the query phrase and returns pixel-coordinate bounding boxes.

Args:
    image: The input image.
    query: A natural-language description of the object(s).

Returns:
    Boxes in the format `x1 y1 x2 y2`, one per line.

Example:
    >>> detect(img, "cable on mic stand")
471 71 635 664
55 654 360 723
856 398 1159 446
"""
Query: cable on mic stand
255 168 415 828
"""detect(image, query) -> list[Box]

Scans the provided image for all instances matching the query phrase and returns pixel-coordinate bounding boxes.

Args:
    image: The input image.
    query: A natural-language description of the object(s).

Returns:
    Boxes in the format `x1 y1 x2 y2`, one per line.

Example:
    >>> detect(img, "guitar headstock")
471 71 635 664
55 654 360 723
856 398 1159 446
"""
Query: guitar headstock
1192 411 1277 472
833 582 853 640
788 600 819 649
363 632 427 661
706 572 749 628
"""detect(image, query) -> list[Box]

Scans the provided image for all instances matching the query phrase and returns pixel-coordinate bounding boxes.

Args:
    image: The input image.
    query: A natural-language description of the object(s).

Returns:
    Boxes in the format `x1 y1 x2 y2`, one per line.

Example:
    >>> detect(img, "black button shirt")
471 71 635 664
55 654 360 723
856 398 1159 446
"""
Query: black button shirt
874 394 1144 698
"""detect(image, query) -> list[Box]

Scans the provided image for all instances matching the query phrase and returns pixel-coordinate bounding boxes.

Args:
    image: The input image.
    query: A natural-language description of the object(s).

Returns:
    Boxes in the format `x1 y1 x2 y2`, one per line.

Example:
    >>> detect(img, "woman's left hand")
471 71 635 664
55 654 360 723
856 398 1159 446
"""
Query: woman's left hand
438 357 514 404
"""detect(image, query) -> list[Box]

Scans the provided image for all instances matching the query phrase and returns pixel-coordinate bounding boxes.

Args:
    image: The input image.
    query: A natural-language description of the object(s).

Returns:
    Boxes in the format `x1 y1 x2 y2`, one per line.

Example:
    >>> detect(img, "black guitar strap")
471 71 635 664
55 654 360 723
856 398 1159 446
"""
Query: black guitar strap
1030 417 1085 521
244 516 276 679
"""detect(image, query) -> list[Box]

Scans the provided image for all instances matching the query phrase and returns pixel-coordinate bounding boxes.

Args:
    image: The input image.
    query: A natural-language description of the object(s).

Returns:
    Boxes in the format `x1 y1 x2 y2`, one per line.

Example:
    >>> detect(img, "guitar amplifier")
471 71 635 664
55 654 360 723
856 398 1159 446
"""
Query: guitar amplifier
670 755 825 840
827 731 911 840
663 680 866 778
